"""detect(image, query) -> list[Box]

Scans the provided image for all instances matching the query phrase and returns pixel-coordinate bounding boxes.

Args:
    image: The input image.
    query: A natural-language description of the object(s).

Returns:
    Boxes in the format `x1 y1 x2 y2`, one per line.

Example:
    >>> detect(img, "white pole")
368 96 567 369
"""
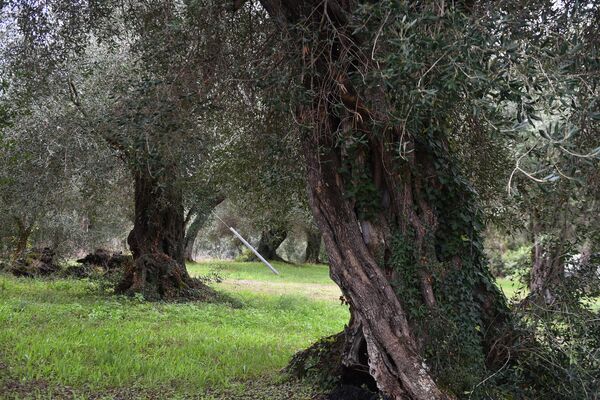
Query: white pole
229 227 280 275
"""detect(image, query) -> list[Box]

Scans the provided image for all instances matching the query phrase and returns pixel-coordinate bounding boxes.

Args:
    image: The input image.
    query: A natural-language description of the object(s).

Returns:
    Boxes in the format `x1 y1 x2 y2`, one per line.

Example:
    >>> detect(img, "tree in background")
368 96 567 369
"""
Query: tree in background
1 1 257 299
0 72 131 262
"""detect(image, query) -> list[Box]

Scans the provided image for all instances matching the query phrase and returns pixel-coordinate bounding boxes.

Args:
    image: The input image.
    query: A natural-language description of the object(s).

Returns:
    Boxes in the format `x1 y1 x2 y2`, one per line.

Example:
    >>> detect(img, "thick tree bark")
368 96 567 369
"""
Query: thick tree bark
249 228 287 262
256 1 512 399
303 226 322 264
304 137 452 400
116 169 215 300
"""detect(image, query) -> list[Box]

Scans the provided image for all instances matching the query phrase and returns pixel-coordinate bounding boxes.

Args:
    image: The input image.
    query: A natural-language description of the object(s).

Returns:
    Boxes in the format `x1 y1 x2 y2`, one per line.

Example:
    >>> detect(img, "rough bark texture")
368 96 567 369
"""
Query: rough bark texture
256 1 512 399
304 226 322 264
304 140 451 400
116 170 217 301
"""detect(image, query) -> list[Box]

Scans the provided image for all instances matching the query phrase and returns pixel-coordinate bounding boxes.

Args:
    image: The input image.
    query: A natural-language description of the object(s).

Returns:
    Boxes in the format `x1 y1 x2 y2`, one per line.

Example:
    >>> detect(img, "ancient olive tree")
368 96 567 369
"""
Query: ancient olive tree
235 0 600 398
2 1 252 299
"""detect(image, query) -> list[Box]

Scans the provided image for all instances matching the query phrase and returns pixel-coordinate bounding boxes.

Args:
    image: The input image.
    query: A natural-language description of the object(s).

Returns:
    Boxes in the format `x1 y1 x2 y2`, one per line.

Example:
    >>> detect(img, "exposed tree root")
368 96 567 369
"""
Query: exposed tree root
115 253 225 302
285 324 378 395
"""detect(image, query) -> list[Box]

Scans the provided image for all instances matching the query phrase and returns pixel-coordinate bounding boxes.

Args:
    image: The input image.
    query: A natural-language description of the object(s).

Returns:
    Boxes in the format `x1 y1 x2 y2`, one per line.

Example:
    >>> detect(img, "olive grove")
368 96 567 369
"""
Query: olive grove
0 0 599 399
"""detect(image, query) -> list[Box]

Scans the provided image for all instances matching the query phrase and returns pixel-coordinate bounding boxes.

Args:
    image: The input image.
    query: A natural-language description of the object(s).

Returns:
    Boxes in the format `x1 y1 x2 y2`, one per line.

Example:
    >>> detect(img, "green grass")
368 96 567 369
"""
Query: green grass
0 266 349 399
189 261 342 302
496 277 525 300
188 261 334 285
3 260 584 399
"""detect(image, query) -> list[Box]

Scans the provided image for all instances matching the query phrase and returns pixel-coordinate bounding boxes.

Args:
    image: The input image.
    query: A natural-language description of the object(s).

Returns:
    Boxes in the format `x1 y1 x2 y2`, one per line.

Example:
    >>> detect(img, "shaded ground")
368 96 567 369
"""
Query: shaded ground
0 375 325 400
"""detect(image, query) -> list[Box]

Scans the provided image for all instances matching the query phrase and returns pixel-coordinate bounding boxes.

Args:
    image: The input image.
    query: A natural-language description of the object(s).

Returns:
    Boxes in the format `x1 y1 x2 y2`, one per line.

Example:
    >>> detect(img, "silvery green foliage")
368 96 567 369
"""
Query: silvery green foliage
1 0 313 258
0 80 132 259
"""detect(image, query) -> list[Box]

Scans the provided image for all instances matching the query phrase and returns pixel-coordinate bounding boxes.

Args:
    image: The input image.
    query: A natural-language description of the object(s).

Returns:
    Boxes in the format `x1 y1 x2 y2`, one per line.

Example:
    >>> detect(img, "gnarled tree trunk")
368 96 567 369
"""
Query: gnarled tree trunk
255 1 512 399
116 169 215 301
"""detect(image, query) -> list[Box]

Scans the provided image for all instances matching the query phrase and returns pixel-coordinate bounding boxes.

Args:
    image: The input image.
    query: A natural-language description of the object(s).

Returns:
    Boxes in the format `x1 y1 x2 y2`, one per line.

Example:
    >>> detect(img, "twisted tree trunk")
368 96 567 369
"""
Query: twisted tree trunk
116 169 215 301
256 1 512 398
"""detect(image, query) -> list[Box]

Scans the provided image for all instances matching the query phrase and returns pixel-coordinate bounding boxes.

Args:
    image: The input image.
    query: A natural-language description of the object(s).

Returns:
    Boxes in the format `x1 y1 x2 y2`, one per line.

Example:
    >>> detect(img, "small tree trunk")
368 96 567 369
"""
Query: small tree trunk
184 213 207 262
11 218 33 263
183 197 225 262
303 226 321 264
116 169 215 300
529 210 566 305
249 228 287 261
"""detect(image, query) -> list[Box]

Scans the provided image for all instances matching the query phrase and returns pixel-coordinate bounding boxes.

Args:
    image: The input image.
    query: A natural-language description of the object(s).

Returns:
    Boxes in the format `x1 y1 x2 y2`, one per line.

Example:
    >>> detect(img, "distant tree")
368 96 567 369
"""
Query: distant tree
0 78 131 261
1 1 256 299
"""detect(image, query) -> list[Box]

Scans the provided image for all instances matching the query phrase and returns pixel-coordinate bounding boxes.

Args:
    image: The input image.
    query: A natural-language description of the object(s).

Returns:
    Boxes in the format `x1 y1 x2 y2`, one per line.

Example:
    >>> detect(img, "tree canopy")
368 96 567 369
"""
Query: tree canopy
0 0 598 399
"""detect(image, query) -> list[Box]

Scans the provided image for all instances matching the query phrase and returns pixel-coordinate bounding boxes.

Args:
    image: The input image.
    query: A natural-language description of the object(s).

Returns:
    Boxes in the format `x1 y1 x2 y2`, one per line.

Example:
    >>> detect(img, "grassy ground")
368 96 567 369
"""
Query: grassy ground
187 261 334 284
496 277 525 300
0 261 535 399
188 261 342 301
0 262 348 399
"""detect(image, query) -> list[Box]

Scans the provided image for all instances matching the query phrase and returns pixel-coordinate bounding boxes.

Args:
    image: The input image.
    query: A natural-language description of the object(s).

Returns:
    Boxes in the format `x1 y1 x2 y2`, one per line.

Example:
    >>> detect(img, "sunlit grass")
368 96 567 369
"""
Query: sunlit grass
187 260 333 285
3 260 593 398
496 277 526 300
0 269 349 398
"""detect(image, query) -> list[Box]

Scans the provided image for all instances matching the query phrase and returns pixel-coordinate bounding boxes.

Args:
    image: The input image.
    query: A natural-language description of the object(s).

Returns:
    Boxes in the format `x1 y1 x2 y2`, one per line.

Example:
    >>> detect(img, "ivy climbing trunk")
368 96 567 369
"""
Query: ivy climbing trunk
256 1 512 399
116 169 215 300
